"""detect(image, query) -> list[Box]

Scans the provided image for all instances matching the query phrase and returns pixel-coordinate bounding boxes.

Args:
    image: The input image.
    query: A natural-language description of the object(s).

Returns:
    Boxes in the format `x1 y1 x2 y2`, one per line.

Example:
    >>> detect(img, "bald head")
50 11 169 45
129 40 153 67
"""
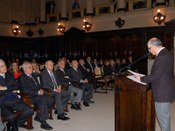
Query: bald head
148 37 162 47
147 37 163 55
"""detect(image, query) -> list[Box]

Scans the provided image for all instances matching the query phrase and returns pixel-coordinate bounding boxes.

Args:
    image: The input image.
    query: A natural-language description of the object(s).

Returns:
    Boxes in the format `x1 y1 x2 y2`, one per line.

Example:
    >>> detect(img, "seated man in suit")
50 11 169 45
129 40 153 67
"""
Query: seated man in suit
56 59 82 110
0 86 7 131
84 57 94 84
0 109 5 131
69 60 94 107
40 60 70 121
0 59 34 131
19 61 54 130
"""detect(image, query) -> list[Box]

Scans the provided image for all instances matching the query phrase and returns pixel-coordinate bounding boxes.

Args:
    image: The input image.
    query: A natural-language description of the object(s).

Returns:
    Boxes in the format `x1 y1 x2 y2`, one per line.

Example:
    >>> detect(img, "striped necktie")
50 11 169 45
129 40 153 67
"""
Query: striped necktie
50 71 58 88
29 75 37 85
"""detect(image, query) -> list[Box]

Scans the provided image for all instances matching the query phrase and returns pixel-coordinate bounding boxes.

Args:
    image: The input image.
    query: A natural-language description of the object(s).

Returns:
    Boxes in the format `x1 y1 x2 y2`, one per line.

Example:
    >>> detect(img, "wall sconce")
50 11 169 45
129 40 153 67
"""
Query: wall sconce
57 23 65 34
115 17 125 28
83 19 92 31
153 9 166 25
12 25 21 36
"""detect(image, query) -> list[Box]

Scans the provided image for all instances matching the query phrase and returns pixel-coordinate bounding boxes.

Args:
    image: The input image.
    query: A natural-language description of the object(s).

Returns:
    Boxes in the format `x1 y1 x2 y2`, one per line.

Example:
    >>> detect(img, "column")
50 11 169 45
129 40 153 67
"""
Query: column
40 0 46 22
86 0 93 15
61 0 67 19
117 0 126 11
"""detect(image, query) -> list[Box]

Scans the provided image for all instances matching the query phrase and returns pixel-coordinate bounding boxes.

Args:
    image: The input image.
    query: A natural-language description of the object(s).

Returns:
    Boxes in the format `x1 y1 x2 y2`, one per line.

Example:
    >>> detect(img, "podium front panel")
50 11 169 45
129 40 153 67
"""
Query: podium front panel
115 76 155 131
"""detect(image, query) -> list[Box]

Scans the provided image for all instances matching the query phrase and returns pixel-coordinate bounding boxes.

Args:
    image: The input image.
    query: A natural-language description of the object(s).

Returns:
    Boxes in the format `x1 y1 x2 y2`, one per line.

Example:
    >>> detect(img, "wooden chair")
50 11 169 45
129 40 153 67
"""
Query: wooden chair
2 92 34 130
94 67 114 94
20 92 54 129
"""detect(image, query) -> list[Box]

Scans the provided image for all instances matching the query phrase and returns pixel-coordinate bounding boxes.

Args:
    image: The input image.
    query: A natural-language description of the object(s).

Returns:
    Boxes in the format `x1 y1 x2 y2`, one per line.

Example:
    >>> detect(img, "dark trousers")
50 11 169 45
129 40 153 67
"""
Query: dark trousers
79 83 93 102
1 99 34 130
30 95 54 123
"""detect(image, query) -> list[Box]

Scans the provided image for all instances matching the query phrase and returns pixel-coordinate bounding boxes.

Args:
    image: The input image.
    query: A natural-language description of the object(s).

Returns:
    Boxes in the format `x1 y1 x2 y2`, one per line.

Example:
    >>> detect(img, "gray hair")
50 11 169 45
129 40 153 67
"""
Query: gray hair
45 60 53 65
22 61 31 69
148 37 162 46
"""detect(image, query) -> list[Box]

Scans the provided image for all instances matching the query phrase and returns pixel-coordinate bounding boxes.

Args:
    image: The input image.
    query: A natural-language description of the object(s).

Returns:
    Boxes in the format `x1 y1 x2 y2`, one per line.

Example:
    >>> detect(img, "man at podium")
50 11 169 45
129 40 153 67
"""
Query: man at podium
136 37 175 131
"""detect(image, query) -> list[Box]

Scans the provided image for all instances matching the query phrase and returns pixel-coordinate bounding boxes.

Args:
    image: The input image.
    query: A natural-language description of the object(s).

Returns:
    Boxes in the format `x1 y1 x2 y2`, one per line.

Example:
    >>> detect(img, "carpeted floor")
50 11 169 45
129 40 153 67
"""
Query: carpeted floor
19 90 114 131
18 89 175 131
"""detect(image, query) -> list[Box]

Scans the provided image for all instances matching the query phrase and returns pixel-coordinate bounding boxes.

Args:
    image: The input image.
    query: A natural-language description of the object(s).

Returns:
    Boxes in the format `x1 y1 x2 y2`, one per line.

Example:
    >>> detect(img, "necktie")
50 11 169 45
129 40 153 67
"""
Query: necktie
89 63 94 72
50 71 58 88
82 65 86 70
29 75 37 85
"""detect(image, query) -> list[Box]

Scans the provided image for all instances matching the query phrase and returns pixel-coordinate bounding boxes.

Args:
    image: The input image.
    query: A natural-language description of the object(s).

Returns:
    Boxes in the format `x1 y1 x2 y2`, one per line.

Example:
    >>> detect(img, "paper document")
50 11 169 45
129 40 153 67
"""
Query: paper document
127 70 145 77
126 70 146 85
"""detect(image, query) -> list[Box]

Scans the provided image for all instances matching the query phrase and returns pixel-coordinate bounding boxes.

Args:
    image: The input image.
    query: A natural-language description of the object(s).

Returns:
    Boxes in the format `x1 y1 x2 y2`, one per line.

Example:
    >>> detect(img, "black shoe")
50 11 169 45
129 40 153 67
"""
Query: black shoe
41 123 53 130
6 123 11 131
88 99 95 103
63 112 67 115
57 115 70 121
83 102 89 107
75 103 82 110
71 104 79 110
54 110 57 114
34 115 41 123
2 127 6 131
7 122 18 131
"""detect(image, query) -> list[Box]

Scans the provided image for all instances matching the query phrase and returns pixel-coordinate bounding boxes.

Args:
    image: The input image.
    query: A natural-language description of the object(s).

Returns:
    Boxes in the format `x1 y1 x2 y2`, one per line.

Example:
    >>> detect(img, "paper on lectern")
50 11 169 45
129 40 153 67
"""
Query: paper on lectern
127 70 145 77
126 70 146 85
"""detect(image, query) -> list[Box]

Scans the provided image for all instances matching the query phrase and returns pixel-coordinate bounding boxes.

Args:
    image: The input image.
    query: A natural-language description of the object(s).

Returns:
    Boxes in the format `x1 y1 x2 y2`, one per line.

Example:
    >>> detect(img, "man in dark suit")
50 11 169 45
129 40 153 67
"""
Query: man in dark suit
19 61 54 130
79 59 90 80
56 59 82 110
0 59 34 131
40 60 70 120
84 57 94 84
0 86 7 131
136 38 175 131
69 60 94 107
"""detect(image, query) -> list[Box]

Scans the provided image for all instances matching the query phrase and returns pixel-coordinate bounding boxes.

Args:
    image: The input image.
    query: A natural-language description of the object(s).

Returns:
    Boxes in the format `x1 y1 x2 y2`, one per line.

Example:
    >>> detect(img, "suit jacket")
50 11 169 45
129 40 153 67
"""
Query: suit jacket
19 73 40 96
69 67 84 83
103 65 112 76
40 69 60 91
55 68 70 86
141 48 175 102
85 62 94 73
0 72 20 105
78 64 88 79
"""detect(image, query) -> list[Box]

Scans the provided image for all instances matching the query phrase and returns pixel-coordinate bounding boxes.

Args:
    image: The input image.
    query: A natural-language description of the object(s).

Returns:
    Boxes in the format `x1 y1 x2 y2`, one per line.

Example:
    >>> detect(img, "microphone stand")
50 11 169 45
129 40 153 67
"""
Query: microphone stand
117 52 151 76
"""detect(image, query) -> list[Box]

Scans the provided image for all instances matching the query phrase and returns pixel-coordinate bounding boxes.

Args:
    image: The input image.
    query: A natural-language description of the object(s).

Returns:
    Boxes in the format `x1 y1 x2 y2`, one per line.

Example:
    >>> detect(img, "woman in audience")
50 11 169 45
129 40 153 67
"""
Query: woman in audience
103 60 112 76
92 59 99 68
115 58 121 73
10 61 22 80
109 59 116 75
120 58 127 72
31 62 41 76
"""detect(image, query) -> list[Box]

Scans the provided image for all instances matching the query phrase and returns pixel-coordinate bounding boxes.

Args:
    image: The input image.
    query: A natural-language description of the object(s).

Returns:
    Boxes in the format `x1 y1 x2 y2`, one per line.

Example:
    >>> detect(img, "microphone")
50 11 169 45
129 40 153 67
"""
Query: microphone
118 52 151 73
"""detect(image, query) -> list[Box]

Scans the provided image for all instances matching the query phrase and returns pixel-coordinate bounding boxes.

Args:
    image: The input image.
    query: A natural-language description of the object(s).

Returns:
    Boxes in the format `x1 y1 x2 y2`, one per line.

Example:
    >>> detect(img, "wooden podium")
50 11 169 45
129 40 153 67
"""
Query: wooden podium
115 76 155 131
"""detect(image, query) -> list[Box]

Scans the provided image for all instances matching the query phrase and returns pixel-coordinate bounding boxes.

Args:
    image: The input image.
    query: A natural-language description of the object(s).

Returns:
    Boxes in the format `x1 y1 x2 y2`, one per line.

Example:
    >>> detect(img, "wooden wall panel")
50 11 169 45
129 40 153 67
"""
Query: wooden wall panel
0 26 174 74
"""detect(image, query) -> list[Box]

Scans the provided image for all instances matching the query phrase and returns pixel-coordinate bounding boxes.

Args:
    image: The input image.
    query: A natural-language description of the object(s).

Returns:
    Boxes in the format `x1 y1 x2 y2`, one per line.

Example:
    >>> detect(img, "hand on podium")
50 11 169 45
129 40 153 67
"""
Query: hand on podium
126 70 146 85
